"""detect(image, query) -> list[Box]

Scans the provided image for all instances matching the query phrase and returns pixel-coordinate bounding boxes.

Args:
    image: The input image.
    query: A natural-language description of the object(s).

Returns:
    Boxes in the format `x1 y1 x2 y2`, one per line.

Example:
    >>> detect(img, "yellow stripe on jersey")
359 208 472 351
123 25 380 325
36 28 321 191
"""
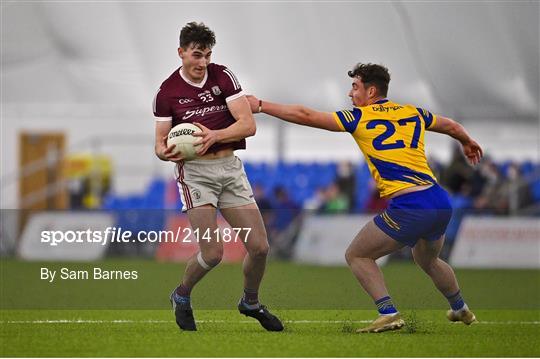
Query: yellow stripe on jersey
344 110 354 123
333 99 438 198
417 107 437 129
403 175 433 186
333 108 362 133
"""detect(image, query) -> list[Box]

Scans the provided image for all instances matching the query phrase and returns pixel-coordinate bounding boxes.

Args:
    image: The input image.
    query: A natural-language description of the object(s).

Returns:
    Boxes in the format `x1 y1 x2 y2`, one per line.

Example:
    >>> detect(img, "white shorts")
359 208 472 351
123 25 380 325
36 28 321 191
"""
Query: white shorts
175 155 255 212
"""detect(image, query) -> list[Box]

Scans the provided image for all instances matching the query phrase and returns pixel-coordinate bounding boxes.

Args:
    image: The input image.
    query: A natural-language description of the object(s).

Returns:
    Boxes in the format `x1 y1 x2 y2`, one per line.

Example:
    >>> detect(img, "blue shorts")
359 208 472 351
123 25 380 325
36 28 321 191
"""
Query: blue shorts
373 184 452 247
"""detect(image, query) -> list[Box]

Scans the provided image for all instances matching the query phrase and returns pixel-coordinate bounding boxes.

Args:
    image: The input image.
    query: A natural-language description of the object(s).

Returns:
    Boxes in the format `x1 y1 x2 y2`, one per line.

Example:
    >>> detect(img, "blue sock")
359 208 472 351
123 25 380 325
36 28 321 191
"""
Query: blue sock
446 290 465 311
173 291 190 304
173 284 191 304
375 296 398 315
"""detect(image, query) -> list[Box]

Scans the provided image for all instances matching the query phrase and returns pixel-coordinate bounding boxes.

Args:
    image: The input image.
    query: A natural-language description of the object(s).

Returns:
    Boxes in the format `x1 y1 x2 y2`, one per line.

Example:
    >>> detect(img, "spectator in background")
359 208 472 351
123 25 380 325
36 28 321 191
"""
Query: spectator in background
471 157 502 213
253 184 275 238
269 186 302 259
321 182 349 214
303 187 327 212
428 156 444 184
482 162 533 215
505 162 534 212
253 183 273 213
442 144 474 196
335 161 356 212
365 181 388 213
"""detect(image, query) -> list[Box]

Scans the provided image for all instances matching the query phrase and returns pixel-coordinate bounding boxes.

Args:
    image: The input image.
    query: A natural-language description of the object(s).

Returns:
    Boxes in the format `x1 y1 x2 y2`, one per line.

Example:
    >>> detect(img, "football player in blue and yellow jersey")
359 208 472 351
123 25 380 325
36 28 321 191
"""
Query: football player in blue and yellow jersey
247 63 482 333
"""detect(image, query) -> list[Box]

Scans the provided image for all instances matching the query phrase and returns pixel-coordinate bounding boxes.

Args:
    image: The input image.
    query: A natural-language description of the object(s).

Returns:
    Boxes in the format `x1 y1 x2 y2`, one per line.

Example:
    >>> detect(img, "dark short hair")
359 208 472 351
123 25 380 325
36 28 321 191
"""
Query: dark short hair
348 63 391 97
179 22 216 49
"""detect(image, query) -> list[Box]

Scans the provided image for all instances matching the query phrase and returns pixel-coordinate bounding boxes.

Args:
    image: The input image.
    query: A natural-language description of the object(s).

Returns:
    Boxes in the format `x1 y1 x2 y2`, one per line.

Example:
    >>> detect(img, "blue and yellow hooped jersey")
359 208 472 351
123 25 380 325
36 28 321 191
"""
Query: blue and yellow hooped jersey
333 99 438 198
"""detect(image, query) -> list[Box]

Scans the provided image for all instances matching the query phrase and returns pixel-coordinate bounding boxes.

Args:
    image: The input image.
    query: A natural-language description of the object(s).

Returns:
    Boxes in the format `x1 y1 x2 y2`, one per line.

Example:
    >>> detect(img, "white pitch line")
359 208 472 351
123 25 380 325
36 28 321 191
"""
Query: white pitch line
1 319 539 325
0 319 370 324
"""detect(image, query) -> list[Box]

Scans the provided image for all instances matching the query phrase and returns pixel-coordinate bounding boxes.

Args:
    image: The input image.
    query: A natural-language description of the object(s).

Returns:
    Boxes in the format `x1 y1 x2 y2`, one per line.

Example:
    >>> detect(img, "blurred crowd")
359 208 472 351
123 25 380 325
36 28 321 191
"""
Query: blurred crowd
434 145 537 216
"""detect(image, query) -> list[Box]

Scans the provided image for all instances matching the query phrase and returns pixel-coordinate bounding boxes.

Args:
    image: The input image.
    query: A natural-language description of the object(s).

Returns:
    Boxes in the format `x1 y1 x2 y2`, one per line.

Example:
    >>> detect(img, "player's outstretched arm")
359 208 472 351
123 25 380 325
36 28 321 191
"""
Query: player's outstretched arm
154 120 185 162
246 95 342 132
428 115 483 165
193 95 256 156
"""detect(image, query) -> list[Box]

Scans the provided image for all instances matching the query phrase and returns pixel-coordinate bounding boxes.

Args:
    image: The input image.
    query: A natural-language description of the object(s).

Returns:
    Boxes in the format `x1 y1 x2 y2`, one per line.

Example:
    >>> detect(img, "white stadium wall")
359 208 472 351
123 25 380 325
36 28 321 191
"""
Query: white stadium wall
294 214 540 269
294 214 389 266
449 217 540 269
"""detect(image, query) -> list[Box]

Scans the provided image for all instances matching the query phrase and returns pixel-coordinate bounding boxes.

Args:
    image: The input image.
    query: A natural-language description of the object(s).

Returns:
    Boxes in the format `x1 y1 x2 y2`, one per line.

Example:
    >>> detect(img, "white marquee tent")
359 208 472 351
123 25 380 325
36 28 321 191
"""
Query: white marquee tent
1 1 539 206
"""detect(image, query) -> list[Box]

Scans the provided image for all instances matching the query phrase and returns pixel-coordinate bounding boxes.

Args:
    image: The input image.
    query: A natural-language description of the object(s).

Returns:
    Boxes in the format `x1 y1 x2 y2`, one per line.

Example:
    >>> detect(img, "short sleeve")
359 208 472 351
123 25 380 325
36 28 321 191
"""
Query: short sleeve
219 67 244 103
416 107 437 129
333 108 362 133
153 87 172 120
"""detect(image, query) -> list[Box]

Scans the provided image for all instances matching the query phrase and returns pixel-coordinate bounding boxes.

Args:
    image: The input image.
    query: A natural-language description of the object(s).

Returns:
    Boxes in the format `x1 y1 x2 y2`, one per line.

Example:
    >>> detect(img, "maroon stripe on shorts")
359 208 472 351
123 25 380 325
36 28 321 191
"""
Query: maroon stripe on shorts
177 162 193 209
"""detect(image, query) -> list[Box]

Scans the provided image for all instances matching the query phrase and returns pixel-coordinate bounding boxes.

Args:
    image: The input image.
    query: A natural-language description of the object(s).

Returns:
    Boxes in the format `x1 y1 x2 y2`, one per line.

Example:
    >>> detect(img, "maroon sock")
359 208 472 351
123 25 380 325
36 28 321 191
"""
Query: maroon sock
243 288 259 305
176 284 192 297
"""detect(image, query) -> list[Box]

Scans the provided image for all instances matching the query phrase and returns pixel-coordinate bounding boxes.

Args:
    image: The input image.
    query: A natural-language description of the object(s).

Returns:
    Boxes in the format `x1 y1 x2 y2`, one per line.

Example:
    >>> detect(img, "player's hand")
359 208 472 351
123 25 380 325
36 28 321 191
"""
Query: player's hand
158 135 185 162
193 123 218 156
461 139 483 166
246 95 260 114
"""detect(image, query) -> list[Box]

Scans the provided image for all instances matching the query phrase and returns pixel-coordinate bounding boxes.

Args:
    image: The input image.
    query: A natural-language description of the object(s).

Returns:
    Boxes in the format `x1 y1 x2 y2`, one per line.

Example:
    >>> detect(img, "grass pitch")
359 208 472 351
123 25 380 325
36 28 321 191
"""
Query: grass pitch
1 260 539 357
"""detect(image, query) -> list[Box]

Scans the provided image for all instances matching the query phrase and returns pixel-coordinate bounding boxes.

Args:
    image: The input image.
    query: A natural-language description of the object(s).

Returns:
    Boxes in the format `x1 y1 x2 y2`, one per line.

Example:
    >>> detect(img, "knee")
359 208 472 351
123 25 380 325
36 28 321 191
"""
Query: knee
414 257 437 274
248 242 270 259
201 248 223 268
345 247 358 266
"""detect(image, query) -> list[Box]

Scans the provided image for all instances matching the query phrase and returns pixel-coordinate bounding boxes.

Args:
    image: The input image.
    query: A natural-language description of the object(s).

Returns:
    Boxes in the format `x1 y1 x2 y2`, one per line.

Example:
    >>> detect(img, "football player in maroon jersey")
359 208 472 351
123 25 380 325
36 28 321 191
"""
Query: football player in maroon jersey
154 22 282 332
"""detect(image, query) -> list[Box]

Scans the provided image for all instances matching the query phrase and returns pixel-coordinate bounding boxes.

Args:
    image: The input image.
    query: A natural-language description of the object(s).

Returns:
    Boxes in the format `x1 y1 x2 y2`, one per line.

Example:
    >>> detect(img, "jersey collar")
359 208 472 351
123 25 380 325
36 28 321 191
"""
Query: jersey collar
179 67 208 88
374 98 389 104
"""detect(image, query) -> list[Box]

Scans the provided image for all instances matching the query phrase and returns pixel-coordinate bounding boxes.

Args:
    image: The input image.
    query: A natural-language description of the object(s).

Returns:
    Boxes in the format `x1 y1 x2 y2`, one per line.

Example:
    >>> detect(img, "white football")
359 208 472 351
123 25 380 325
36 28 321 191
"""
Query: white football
167 123 202 161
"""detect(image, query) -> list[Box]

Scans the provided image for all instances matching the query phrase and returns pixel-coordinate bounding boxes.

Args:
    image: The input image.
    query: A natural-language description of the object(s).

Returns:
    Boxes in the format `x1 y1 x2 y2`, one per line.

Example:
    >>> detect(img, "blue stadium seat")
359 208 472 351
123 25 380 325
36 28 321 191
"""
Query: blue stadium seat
531 180 540 201
498 161 512 178
520 161 534 176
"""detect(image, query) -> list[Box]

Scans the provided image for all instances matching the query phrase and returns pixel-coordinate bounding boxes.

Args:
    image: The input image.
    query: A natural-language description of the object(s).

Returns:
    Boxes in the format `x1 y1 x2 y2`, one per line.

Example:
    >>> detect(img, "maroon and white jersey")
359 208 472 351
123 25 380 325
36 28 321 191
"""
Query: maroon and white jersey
153 63 246 153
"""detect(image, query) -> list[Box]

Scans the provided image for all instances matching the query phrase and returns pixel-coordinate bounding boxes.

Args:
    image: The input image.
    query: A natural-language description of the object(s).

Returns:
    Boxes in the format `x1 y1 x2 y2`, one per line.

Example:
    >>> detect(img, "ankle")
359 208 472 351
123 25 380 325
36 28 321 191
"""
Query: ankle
176 283 192 297
375 296 398 315
446 289 466 311
242 288 259 306
453 303 469 313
